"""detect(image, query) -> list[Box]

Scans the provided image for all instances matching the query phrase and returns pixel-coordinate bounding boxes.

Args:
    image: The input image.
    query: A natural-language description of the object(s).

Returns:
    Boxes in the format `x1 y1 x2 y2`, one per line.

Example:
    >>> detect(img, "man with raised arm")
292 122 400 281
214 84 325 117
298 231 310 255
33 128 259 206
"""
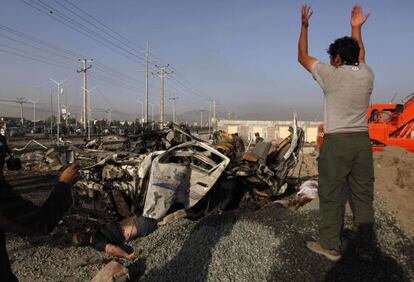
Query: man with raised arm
298 5 375 261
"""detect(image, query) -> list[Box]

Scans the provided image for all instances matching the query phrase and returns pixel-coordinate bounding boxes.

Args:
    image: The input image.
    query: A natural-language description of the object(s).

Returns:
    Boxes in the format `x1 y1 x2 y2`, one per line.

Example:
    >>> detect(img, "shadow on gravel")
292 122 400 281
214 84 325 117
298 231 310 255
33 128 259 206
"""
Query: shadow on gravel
137 212 238 282
127 198 413 281
128 257 147 279
325 246 408 282
325 225 410 282
251 207 412 282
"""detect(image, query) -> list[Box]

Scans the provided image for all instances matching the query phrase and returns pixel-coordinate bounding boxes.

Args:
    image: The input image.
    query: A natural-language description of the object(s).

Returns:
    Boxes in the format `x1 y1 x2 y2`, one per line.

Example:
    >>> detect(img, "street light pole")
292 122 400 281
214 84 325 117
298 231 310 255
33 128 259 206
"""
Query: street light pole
58 88 62 141
106 108 112 125
27 99 39 131
145 41 149 123
169 95 179 123
50 78 68 143
200 109 204 129
149 103 154 122
136 99 144 122
202 101 212 137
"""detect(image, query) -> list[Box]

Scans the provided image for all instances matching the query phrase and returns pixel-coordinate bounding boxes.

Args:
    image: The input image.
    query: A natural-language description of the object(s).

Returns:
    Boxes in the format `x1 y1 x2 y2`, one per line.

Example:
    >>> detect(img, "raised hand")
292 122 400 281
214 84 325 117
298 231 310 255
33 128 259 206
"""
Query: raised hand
301 4 313 27
351 5 370 27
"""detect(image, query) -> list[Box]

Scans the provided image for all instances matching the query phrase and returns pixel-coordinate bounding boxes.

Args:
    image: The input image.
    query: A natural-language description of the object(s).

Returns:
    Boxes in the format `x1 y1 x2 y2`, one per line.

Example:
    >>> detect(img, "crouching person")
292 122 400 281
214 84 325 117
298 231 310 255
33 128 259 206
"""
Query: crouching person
72 215 157 261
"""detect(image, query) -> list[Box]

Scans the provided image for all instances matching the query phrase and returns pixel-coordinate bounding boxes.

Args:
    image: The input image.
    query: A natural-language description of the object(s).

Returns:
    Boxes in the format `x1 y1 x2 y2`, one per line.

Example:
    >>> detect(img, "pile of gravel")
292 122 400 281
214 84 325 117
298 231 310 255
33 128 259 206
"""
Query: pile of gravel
8 197 414 281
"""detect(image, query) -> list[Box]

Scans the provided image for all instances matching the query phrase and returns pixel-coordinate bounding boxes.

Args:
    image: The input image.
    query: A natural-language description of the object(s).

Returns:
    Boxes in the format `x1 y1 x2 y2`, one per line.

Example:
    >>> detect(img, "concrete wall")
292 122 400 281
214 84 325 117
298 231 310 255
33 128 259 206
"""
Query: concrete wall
217 119 322 143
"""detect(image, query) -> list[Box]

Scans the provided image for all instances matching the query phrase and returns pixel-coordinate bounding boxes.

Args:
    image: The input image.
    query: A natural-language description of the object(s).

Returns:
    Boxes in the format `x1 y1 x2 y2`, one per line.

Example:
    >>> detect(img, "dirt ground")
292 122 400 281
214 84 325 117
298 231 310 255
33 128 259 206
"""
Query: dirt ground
372 146 414 237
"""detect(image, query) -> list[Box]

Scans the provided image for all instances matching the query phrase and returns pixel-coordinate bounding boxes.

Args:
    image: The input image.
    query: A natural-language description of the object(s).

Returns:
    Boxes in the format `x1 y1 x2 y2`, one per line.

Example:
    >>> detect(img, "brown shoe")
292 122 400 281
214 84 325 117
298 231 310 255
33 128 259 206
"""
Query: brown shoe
306 241 342 262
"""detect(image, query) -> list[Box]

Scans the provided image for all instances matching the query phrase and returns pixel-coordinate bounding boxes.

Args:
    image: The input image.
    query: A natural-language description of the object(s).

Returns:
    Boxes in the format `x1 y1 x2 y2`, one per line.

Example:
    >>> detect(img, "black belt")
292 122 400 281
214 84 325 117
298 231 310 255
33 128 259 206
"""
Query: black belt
324 131 368 138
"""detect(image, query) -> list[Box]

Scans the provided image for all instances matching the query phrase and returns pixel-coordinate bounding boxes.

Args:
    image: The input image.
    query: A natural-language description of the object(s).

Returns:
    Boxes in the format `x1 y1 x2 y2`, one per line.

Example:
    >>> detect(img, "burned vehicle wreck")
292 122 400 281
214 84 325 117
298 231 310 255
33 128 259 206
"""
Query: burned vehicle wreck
73 114 305 224
141 141 231 220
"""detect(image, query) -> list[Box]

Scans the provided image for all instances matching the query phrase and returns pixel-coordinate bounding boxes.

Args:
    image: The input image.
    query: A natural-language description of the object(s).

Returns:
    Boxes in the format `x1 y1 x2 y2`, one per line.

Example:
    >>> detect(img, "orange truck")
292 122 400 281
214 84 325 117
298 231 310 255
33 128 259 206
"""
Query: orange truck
317 93 414 152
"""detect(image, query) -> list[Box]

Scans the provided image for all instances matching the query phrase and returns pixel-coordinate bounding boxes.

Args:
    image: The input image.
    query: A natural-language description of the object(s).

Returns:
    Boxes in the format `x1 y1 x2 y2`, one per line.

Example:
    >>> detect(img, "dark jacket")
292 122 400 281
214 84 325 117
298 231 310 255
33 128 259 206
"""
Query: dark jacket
0 180 73 282
0 135 11 181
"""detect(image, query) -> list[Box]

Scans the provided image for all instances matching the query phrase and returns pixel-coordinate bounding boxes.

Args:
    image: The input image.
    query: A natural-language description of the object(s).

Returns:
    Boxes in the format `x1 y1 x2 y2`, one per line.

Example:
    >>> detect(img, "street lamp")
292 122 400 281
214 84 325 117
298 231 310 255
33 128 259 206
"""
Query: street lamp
149 102 155 122
136 99 144 122
148 102 158 129
27 99 39 131
50 77 68 143
204 101 212 138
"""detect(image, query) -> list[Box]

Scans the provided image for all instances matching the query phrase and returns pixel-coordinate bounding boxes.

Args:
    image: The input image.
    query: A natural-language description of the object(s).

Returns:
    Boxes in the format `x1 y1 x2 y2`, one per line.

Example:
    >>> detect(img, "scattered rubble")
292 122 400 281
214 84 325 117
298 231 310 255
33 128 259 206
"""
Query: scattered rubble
6 120 414 281
71 114 305 224
17 148 71 172
12 116 305 226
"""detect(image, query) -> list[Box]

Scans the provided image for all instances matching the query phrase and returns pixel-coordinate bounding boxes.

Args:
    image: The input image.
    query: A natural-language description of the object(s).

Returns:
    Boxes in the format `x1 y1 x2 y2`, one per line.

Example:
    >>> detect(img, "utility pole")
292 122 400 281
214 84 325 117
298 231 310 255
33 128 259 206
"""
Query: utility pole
207 101 212 137
200 109 204 129
0 98 27 125
50 78 68 143
106 108 112 125
50 90 53 133
213 99 217 121
136 99 144 122
152 64 173 124
144 41 149 123
212 99 217 131
27 99 39 130
82 86 96 140
169 95 179 123
77 59 93 130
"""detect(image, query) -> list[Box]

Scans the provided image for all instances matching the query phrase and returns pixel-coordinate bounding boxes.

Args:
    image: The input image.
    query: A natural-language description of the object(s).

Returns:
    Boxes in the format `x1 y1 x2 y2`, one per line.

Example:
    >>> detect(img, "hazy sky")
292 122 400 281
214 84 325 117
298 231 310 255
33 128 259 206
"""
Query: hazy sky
1 0 413 121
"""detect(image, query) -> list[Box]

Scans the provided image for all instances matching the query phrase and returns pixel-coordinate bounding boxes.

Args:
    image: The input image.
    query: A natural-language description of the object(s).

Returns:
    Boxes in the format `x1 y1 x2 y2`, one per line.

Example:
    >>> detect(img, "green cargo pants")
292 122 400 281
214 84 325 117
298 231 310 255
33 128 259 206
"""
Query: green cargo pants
318 132 374 251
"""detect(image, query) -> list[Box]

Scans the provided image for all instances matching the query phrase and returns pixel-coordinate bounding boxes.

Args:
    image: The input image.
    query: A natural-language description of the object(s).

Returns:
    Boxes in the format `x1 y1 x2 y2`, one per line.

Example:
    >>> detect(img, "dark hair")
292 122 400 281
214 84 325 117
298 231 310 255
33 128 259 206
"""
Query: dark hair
327 36 360 66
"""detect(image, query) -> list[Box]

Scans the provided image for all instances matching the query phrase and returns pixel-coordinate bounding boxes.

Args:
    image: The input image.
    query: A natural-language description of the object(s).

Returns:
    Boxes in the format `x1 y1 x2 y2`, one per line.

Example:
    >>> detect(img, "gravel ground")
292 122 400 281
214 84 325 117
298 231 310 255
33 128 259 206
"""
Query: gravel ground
6 151 414 281
7 195 414 281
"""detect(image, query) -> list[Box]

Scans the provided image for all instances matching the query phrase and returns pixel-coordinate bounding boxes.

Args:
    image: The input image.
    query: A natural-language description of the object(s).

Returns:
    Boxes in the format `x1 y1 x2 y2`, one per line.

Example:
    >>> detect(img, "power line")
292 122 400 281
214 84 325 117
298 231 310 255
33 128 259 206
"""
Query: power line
19 1 215 107
20 0 148 65
0 45 205 116
0 48 76 71
0 43 150 95
61 0 147 54
0 31 148 90
52 0 146 56
89 76 135 120
0 24 83 59
0 33 76 63
8 1 219 116
0 24 154 94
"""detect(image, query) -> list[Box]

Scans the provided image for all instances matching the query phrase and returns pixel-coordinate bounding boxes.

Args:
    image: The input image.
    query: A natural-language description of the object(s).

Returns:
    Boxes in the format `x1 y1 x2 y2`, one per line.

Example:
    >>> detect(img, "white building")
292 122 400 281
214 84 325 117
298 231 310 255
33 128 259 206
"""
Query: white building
217 119 322 143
